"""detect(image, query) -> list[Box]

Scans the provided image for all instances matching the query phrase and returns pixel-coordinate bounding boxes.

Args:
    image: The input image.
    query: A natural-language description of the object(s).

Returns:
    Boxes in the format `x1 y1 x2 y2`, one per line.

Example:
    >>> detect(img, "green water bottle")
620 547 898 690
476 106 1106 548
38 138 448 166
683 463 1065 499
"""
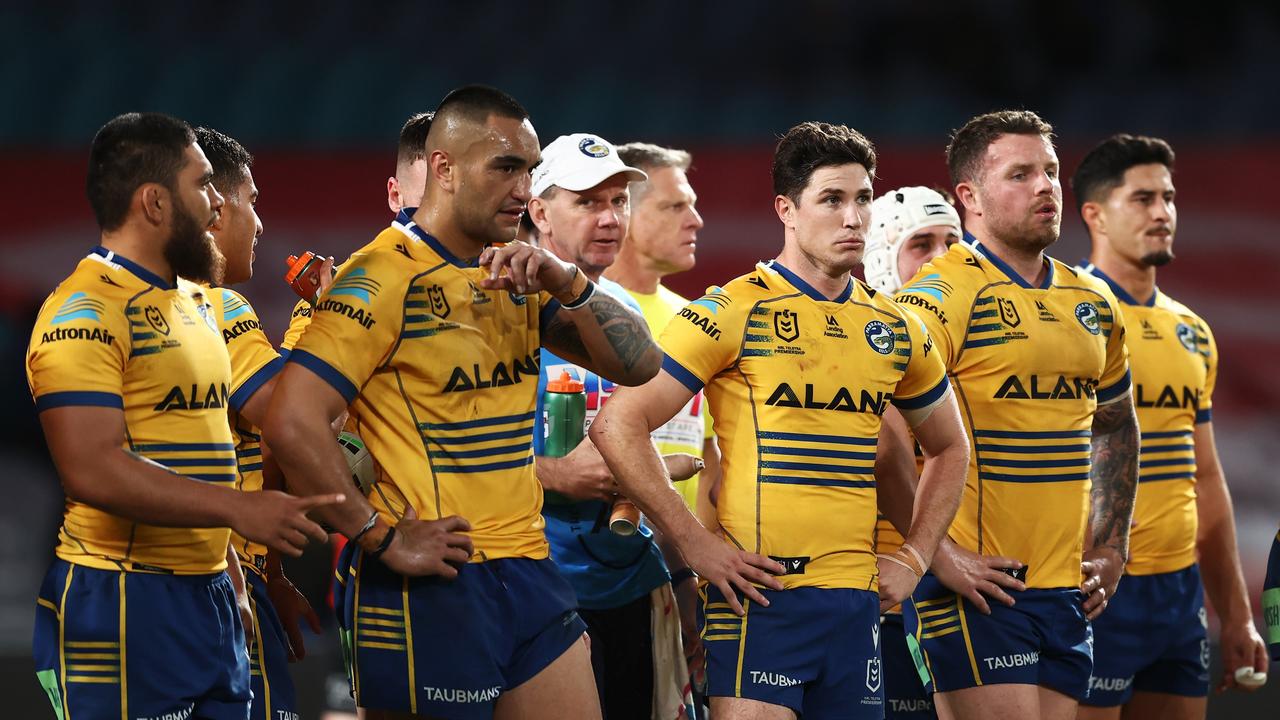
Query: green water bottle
542 370 586 505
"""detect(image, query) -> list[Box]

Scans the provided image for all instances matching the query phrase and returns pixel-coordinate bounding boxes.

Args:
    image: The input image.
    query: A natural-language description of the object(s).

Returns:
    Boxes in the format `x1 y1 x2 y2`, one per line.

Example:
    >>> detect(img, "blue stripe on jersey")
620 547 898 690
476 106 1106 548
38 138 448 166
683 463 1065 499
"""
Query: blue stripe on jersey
1096 370 1132 404
978 471 1091 483
1139 457 1195 468
968 323 1003 333
288 349 358 403
1140 444 1194 454
760 476 875 488
423 427 532 444
757 430 878 445
431 456 534 474
759 460 876 474
429 443 531 460
34 391 123 411
1141 430 1193 440
663 354 704 393
981 457 1090 468
238 462 263 473
962 337 1014 349
1139 472 1195 483
423 411 536 431
187 473 238 483
236 447 262 459
973 429 1091 440
131 442 235 452
974 442 1090 454
757 445 876 461
229 356 283 412
152 457 238 467
893 376 950 411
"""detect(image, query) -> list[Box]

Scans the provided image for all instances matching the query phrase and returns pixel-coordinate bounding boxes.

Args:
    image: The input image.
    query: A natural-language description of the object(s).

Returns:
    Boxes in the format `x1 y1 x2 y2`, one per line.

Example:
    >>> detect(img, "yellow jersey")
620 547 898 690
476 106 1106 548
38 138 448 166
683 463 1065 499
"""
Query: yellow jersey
287 213 556 561
206 287 284 577
625 283 715 511
897 241 1131 589
1080 264 1214 575
27 247 236 574
661 260 948 591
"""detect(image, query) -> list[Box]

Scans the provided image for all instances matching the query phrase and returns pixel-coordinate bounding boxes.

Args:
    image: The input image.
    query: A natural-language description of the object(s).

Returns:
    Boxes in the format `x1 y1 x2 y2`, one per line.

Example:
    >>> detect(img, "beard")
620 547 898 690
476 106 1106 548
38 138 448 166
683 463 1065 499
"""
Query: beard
165 194 225 285
988 211 1059 254
1140 249 1174 267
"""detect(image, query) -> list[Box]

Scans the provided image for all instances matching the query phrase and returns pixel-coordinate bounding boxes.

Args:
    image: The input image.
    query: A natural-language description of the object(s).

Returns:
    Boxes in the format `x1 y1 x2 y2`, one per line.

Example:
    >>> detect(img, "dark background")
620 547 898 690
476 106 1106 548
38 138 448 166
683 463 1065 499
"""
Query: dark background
2 2 1278 717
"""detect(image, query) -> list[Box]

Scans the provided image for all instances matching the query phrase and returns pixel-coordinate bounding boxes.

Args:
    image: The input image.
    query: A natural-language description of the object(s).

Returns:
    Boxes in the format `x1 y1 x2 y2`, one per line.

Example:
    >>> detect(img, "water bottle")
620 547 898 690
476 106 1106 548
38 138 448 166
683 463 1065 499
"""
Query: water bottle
542 371 585 505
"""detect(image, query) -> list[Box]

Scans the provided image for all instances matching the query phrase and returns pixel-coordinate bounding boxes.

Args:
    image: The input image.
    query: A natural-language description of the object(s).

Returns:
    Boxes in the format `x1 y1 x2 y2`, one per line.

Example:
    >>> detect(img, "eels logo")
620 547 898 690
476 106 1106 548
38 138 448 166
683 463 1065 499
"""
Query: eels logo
578 137 609 158
864 320 894 355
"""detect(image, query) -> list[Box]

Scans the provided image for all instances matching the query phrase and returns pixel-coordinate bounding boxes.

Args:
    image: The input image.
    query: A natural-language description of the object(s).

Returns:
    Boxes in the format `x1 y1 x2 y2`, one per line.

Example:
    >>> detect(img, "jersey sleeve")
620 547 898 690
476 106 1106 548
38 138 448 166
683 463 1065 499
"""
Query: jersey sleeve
279 299 314 356
1196 317 1217 423
895 265 967 369
1095 293 1132 405
287 254 407 404
26 288 131 411
889 312 950 424
658 289 744 393
217 288 283 413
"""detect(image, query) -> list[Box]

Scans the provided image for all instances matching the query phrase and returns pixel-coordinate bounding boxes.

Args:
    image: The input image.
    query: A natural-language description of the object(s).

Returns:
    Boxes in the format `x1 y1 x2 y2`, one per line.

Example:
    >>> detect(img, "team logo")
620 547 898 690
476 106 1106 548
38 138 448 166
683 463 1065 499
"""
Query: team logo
144 306 170 336
51 292 105 325
864 320 894 355
1176 323 1198 352
578 137 609 157
328 268 381 304
1074 302 1101 335
774 309 800 343
427 285 451 318
866 657 882 693
1200 639 1210 670
998 298 1021 328
194 301 218 333
1198 607 1208 629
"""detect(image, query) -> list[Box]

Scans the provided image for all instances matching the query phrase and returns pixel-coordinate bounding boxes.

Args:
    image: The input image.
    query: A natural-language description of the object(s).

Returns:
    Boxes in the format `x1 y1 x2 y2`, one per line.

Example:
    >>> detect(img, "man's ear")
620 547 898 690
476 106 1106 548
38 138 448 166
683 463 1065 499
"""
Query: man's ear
429 150 453 193
138 183 168 228
955 181 981 218
773 194 795 229
1080 201 1105 237
528 196 553 237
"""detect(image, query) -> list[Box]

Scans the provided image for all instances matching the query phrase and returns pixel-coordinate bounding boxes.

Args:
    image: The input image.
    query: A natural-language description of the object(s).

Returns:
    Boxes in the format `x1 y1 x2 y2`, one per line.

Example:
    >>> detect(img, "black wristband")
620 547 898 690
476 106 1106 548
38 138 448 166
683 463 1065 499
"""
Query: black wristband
670 567 696 587
369 525 397 560
562 280 597 310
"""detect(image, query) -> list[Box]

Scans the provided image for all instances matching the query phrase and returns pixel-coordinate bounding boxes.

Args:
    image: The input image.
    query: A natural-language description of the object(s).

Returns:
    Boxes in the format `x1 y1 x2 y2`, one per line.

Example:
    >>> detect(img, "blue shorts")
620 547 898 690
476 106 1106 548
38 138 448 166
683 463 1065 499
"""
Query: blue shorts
882 611 936 719
245 569 299 720
1265 530 1280 662
332 539 359 701
906 573 1092 700
32 559 251 720
1082 564 1209 706
344 551 586 717
699 584 884 719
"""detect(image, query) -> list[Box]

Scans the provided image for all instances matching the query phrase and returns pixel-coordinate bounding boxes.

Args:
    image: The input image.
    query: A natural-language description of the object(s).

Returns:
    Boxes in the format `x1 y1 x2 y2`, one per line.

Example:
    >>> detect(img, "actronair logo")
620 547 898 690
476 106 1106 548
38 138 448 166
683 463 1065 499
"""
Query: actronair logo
51 292 105 325
422 685 502 704
328 268 381 303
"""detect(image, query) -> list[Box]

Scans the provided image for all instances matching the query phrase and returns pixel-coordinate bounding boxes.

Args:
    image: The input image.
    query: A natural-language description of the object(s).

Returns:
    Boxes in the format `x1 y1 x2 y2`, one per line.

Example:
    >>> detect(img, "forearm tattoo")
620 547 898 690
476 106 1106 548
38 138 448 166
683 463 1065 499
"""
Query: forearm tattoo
1089 398 1139 553
587 294 656 373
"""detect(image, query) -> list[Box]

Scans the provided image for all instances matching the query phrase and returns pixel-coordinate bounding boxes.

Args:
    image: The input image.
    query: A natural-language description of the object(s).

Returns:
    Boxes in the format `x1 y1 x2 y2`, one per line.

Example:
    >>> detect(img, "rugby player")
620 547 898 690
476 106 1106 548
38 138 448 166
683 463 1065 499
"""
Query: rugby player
263 86 661 719
897 110 1139 720
591 121 970 720
1072 134 1267 718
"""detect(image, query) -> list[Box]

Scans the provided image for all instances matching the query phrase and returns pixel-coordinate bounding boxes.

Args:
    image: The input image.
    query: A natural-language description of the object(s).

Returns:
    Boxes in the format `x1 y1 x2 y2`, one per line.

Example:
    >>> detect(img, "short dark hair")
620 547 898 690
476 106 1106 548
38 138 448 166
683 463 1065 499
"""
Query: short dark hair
432 85 528 129
772 122 876 202
396 111 434 169
947 110 1054 187
1070 134 1175 213
86 112 195 231
193 126 252 198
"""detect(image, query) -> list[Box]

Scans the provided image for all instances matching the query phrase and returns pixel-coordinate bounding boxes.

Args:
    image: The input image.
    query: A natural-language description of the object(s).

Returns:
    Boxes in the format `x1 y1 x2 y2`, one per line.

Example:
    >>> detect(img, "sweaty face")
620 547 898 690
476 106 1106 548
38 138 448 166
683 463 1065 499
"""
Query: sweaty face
972 134 1062 253
452 116 540 246
785 163 873 275
165 143 226 284
628 166 703 275
895 226 960 285
213 169 262 285
1096 163 1176 268
539 175 631 278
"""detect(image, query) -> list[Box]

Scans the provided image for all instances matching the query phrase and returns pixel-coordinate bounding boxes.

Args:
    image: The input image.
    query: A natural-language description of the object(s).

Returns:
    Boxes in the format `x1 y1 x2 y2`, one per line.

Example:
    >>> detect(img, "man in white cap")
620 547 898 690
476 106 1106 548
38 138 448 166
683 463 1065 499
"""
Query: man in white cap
529 133 698 720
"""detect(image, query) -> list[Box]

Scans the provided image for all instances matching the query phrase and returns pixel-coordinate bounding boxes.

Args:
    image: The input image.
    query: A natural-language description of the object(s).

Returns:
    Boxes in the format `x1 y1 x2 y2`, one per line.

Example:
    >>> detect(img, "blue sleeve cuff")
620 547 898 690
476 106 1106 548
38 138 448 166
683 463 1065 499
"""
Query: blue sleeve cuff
228 356 283 412
35 391 123 412
287 349 359 404
278 348 291 363
1096 369 1132 405
539 298 563 334
892 375 950 411
662 354 704 393
1195 407 1212 424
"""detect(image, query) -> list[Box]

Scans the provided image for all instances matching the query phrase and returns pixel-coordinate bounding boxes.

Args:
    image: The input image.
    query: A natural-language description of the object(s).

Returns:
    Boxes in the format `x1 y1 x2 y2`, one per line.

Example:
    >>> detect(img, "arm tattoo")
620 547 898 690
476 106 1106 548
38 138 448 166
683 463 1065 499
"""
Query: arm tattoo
1089 398 1139 553
541 314 591 365
587 294 655 373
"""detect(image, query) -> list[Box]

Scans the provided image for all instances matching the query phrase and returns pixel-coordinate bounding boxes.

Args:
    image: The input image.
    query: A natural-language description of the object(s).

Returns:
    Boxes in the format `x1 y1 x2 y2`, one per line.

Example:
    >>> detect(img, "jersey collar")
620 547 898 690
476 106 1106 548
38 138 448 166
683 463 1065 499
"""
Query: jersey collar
394 208 478 268
971 240 1054 290
1079 261 1157 307
90 245 174 290
766 260 853 303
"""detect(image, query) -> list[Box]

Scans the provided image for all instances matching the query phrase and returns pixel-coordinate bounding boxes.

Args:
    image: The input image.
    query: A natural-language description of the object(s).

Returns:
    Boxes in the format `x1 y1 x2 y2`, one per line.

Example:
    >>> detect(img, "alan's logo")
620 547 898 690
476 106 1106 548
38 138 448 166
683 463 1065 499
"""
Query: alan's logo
154 383 230 411
427 285 451 318
443 354 540 393
765 382 891 415
144 306 170 336
1136 384 1200 409
998 298 1021 327
774 309 800 343
993 374 1097 400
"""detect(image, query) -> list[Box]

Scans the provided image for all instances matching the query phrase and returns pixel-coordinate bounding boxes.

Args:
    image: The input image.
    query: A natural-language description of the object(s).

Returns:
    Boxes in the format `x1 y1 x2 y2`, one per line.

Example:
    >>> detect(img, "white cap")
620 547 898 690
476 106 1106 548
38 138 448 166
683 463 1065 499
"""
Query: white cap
864 186 962 294
530 133 648 198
